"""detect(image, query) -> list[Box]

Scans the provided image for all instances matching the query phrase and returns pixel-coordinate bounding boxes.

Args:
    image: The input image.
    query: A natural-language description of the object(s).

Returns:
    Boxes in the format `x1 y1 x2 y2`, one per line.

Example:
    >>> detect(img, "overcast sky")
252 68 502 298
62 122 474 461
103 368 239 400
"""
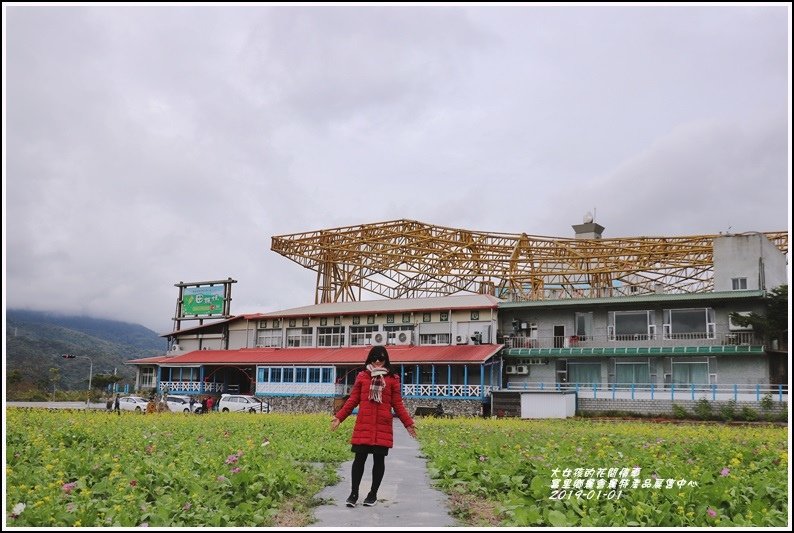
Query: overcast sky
4 4 791 334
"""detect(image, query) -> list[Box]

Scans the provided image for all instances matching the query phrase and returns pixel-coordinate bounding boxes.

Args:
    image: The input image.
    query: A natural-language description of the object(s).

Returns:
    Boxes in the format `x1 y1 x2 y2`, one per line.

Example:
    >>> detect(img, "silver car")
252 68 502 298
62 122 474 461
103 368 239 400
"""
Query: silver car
218 394 271 413
117 396 149 413
165 395 201 413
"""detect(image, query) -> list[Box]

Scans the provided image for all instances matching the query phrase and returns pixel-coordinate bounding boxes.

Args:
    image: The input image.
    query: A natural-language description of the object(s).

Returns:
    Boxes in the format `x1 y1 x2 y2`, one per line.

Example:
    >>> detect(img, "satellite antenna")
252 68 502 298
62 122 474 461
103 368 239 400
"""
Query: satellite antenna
583 211 593 224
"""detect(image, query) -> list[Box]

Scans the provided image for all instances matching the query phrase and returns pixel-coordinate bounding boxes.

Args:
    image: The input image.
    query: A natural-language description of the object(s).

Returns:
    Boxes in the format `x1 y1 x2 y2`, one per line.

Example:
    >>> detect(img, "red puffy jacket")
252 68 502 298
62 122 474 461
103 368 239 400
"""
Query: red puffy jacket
335 370 414 448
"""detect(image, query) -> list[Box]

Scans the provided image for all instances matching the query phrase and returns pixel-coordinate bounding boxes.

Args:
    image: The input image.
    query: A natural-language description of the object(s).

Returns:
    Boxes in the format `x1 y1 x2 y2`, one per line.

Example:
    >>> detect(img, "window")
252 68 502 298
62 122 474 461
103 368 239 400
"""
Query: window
672 362 708 385
615 363 650 385
732 277 748 290
567 363 601 386
321 368 333 383
320 317 327 326
350 325 378 346
140 367 155 388
257 368 267 382
302 318 310 327
575 312 593 341
308 368 321 383
367 315 375 324
295 368 307 383
283 368 294 382
440 312 449 322
471 311 479 320
257 329 282 348
272 319 281 328
334 316 341 325
386 314 395 324
402 313 411 323
419 333 451 345
608 311 655 341
352 316 360 325
287 327 313 347
317 326 345 347
423 313 431 322
270 368 282 383
663 308 715 339
288 319 296 328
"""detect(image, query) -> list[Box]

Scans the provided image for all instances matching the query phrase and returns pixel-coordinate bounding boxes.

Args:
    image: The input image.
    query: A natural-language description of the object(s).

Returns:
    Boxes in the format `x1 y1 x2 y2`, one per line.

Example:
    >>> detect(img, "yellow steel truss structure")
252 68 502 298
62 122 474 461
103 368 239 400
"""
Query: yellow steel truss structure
270 219 788 304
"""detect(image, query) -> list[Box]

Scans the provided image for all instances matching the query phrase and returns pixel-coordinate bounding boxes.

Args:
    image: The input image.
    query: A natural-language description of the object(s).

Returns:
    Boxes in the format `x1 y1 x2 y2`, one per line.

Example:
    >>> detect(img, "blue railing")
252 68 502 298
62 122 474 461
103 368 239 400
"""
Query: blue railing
505 382 788 403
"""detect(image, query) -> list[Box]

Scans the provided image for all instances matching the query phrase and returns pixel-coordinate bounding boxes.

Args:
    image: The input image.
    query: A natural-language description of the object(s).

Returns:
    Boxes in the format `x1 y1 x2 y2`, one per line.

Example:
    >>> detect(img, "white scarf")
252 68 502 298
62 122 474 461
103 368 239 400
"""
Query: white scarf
367 364 388 403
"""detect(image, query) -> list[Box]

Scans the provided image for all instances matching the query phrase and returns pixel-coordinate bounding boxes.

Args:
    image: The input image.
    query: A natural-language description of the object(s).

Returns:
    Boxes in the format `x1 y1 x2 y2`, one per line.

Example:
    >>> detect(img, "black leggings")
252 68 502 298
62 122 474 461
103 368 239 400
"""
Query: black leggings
351 452 385 495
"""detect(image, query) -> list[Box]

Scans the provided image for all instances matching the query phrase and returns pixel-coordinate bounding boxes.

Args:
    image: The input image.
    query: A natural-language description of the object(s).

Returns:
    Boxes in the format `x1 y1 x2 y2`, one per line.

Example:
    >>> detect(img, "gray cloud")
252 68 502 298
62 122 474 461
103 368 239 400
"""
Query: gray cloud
5 5 790 333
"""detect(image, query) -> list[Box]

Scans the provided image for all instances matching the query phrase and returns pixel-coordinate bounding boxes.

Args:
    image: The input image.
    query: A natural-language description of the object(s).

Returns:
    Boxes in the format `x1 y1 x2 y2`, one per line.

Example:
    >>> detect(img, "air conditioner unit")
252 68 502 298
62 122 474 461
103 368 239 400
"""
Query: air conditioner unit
371 332 387 346
394 331 411 345
172 344 182 352
456 335 468 345
515 365 529 374
506 365 518 374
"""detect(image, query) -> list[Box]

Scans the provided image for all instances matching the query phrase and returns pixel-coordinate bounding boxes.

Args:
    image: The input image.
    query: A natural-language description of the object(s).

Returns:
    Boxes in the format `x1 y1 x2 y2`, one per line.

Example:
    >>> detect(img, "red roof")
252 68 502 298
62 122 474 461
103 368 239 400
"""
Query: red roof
127 344 503 365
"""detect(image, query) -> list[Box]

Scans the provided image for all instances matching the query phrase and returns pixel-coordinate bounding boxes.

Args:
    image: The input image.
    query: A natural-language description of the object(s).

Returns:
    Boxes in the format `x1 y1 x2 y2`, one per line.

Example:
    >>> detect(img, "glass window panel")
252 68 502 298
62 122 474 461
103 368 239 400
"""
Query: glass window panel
670 309 707 334
568 363 601 386
672 362 708 385
614 312 648 336
616 363 649 385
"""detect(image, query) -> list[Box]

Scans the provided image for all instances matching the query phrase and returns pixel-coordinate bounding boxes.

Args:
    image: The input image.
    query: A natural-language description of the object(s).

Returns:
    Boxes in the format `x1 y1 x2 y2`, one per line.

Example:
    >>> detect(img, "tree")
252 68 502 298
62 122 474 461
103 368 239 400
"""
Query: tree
730 284 788 342
91 373 124 392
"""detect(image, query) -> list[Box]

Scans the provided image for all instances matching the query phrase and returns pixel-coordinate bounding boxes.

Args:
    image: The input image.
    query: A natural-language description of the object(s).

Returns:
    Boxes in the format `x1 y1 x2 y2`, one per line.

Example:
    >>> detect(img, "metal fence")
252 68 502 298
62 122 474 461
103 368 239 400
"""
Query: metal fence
505 382 788 403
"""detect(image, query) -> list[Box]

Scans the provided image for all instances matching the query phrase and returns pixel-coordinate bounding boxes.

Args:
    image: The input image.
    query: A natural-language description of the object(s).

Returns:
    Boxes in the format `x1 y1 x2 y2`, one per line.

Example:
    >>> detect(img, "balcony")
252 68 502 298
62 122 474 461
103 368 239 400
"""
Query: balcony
503 330 762 350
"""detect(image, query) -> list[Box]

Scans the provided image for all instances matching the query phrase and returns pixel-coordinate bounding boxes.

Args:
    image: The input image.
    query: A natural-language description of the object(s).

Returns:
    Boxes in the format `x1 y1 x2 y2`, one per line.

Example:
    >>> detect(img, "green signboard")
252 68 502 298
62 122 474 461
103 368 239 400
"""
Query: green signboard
182 285 224 316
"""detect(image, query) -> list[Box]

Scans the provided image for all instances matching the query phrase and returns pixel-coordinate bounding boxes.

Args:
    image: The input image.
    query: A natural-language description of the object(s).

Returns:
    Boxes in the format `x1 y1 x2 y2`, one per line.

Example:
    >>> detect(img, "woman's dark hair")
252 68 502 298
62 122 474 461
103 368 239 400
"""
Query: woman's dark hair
365 345 393 374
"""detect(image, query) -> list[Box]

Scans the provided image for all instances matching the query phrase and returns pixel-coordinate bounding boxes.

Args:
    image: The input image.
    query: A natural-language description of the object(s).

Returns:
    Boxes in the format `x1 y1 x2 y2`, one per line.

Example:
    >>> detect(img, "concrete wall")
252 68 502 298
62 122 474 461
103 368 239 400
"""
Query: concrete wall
578 397 787 418
520 392 576 418
710 354 770 385
264 396 484 417
714 233 787 292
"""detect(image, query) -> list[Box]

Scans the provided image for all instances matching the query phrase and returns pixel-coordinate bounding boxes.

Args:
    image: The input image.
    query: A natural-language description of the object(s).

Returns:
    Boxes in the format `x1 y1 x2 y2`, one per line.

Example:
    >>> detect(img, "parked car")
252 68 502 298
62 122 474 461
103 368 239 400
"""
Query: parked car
117 396 149 413
165 395 201 413
218 394 271 414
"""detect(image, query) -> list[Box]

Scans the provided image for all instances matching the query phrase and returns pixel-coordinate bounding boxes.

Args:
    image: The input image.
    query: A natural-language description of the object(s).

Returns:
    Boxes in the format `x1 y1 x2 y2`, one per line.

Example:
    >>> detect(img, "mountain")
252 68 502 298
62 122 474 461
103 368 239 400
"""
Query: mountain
6 309 166 393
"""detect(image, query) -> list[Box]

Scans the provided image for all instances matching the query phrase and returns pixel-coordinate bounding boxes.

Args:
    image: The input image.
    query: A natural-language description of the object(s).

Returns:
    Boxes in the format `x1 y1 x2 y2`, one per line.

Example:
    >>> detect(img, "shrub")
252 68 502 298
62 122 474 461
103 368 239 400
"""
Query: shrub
719 400 737 421
740 406 759 422
694 398 713 420
671 403 689 419
760 394 774 412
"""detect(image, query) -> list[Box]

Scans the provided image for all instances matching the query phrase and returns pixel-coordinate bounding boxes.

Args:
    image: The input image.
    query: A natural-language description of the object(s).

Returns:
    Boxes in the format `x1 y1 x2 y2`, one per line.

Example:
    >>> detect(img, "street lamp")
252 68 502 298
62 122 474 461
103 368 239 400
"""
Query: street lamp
61 354 93 408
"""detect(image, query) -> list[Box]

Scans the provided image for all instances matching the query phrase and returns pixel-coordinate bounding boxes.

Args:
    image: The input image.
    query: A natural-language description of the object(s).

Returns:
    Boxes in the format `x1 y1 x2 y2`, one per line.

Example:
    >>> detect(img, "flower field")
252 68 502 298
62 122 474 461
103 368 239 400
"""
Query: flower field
5 409 351 527
5 410 789 527
418 418 788 527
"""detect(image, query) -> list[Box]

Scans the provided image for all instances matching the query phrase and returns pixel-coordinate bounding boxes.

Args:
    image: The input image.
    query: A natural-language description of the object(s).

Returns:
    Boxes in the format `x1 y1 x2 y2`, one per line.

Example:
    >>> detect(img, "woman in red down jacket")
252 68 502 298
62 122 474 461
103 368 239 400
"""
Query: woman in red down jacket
331 345 416 508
